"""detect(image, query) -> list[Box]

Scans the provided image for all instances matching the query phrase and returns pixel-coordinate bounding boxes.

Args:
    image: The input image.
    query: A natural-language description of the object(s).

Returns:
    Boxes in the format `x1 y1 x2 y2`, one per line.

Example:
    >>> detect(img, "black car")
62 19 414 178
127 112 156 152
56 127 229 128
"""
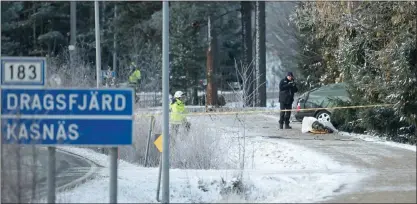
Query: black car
294 83 349 123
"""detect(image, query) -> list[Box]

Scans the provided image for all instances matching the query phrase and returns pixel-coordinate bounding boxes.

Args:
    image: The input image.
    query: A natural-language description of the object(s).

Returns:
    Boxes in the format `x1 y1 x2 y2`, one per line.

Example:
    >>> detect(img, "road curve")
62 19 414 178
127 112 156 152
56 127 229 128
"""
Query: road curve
1 146 98 203
196 113 416 203
262 115 417 203
37 148 99 201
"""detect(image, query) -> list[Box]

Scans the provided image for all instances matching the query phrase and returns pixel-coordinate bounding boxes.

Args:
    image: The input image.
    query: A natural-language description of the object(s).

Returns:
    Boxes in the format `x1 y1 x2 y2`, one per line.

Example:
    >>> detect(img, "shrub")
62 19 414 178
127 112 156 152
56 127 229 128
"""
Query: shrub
331 98 416 144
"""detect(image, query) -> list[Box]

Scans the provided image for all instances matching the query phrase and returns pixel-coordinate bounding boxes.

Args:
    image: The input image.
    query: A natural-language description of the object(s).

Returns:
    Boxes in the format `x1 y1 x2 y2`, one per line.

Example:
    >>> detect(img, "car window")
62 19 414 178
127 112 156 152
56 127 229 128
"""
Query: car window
304 83 350 106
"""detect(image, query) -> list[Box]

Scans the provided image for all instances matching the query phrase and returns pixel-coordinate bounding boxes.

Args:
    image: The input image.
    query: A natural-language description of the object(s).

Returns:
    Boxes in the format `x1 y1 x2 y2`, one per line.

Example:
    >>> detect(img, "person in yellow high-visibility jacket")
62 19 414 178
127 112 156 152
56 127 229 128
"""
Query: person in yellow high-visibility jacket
128 62 141 102
170 91 191 136
128 62 141 85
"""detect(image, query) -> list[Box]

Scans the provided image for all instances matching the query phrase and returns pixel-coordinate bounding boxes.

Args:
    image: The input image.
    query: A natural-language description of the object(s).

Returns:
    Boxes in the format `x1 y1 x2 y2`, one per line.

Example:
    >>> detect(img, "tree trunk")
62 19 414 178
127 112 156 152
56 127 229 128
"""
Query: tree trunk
241 1 253 107
32 3 37 54
255 1 266 107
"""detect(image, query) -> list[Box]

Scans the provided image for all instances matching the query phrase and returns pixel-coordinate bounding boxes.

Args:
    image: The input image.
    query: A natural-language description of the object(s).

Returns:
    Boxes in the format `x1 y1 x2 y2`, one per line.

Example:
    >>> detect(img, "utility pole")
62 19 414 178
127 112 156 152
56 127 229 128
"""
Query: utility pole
255 1 266 107
206 16 218 109
95 1 101 88
70 1 76 76
113 4 118 79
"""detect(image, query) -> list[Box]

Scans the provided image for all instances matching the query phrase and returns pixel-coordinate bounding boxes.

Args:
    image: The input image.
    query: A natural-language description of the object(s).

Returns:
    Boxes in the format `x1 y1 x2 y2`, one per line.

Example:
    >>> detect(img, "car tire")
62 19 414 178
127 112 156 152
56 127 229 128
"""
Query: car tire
315 110 331 123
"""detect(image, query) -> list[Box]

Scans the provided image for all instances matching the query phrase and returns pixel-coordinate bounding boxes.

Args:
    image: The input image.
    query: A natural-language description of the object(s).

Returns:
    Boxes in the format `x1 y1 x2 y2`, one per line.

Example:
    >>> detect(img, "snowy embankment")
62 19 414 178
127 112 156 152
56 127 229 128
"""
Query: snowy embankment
265 114 416 152
53 140 364 203
42 114 366 203
339 132 416 152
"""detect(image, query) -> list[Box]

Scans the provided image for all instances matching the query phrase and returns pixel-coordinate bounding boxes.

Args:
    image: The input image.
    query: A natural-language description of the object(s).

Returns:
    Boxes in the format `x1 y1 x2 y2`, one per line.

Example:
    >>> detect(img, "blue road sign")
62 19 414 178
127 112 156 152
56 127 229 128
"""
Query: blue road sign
1 88 134 146
1 56 47 87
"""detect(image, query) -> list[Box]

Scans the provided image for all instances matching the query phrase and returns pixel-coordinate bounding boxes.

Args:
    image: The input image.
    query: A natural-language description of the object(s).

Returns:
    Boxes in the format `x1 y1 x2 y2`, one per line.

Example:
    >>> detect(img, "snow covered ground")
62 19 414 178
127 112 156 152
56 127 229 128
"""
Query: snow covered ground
265 114 416 152
43 107 416 203
339 132 416 152
43 128 367 203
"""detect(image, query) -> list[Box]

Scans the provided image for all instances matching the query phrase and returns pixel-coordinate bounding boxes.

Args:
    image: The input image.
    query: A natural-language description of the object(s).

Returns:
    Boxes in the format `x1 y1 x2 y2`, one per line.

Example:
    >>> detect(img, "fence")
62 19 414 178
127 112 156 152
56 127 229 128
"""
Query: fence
135 91 280 108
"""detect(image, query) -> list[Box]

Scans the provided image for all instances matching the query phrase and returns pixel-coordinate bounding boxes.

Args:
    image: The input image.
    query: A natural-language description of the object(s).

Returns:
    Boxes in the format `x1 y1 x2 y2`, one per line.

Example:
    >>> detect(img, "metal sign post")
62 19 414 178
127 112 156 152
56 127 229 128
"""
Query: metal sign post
162 1 170 203
47 147 56 203
94 2 119 203
156 154 162 202
0 4 2 200
153 134 163 202
144 116 156 167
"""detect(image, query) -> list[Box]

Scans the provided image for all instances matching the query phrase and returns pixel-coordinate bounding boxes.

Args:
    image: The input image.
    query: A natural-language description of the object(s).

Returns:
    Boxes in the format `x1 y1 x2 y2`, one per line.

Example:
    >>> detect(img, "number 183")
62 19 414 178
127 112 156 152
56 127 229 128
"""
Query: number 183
4 62 41 83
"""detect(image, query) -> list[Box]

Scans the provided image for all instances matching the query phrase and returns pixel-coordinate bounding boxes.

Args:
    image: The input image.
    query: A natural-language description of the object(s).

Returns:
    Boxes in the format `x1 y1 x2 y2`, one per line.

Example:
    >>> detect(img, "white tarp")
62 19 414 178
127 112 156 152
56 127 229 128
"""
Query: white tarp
302 117 317 133
301 116 338 134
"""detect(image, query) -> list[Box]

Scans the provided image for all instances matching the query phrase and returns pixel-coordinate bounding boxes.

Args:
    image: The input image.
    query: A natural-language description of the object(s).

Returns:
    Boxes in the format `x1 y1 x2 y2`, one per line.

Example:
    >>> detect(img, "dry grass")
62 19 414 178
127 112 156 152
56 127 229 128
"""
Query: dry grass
1 145 43 203
117 115 234 169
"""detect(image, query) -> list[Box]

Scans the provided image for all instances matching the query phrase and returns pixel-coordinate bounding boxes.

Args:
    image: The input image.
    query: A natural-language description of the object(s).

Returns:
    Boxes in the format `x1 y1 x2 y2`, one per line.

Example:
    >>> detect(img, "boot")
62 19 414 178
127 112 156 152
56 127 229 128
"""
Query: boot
284 124 292 129
279 123 284 129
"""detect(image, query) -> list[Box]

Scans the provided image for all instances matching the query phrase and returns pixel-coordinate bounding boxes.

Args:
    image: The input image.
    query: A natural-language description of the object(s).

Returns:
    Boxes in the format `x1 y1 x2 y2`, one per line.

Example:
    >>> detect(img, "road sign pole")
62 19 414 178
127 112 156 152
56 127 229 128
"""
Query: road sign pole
162 1 170 203
145 116 155 167
95 1 118 203
156 154 162 202
109 148 118 203
0 2 2 201
47 147 56 203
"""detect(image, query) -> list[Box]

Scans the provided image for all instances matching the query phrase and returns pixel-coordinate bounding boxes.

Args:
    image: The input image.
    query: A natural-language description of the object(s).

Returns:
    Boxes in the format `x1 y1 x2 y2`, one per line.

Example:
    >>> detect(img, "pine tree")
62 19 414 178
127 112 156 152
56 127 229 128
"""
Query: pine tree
291 1 417 143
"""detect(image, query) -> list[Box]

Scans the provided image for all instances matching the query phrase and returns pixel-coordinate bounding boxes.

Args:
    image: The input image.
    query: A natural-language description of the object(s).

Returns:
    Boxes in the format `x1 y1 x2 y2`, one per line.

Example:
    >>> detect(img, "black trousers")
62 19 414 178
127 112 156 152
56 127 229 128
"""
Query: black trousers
279 103 292 125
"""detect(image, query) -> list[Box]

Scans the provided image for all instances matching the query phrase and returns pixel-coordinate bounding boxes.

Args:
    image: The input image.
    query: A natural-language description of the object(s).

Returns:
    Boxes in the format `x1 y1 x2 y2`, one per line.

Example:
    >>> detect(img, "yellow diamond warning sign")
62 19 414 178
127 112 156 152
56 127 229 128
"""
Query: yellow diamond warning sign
154 135 163 153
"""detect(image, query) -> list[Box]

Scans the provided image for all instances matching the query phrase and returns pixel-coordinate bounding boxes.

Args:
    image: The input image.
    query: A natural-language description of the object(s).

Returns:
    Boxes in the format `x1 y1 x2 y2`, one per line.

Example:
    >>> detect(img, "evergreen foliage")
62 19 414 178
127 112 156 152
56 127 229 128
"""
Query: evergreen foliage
1 1 241 94
291 1 417 144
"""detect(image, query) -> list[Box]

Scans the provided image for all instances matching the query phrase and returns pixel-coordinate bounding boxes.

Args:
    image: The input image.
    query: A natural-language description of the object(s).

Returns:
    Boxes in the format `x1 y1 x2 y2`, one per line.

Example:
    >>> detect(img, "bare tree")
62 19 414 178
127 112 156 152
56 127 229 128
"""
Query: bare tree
227 59 265 181
229 59 265 109
47 41 97 88
2 143 43 203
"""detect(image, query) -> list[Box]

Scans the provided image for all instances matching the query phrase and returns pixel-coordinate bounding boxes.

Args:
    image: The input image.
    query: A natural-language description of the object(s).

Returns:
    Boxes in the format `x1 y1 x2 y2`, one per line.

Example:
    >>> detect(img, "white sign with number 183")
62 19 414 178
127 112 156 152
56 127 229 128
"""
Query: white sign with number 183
1 57 46 87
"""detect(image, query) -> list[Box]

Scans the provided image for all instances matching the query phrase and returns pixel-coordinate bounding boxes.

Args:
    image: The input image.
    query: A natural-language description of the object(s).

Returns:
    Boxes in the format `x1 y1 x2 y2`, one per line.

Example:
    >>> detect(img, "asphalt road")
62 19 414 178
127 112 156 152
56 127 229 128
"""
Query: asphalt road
198 113 416 203
1 146 96 203
265 115 416 203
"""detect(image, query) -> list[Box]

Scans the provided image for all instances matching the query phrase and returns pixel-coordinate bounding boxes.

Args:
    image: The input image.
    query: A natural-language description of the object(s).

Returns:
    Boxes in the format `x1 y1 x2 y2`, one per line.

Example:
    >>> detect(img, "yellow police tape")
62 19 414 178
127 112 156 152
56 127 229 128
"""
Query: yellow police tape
134 103 394 118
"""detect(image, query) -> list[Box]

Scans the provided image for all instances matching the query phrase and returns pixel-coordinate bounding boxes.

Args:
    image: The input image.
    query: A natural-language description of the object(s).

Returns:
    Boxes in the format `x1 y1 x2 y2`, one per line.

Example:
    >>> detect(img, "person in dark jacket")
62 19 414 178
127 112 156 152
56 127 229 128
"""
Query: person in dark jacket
278 72 298 129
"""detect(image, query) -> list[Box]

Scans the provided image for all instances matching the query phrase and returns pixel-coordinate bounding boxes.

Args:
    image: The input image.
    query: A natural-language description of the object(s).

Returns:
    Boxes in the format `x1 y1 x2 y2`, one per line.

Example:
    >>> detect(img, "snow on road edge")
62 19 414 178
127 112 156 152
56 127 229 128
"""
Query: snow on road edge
263 114 416 152
339 132 416 152
57 147 138 168
51 113 368 203
53 136 366 203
